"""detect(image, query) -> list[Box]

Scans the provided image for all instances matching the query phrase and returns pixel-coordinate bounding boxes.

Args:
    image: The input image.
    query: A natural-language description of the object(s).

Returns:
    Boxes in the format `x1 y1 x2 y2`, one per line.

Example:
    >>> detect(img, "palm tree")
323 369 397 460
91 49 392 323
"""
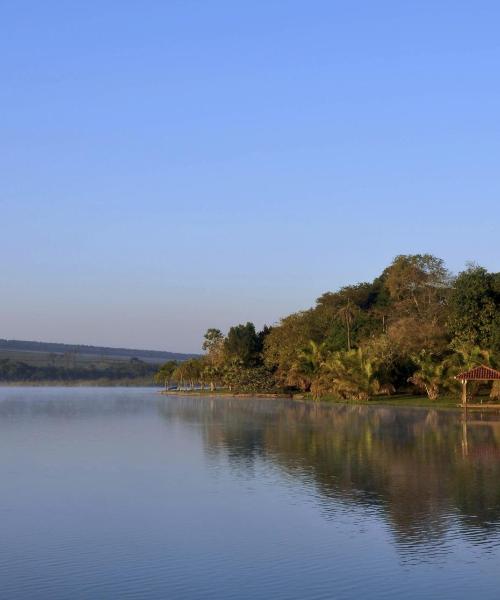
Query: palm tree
336 299 359 351
408 351 447 400
323 349 380 401
445 345 492 402
449 345 491 371
293 341 329 398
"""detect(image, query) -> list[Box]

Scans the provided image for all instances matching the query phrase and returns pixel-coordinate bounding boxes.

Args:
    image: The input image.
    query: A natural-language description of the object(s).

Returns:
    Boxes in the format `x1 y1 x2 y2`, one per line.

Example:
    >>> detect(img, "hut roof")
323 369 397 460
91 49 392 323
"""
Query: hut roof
455 365 500 381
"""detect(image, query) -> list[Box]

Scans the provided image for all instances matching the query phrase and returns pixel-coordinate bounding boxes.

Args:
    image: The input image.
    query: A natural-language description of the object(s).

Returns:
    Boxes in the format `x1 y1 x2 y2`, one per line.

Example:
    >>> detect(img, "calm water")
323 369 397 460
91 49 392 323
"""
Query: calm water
2 388 500 599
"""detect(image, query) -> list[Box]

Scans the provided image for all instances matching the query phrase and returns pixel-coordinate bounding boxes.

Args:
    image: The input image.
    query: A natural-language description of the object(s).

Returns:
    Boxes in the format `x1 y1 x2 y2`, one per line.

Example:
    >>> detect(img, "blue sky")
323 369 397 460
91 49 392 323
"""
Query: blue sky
1 1 499 352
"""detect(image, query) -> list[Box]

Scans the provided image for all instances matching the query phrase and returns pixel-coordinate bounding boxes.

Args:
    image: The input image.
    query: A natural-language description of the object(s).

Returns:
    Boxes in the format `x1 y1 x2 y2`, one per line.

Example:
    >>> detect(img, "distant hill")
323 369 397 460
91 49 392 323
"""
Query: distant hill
0 339 197 364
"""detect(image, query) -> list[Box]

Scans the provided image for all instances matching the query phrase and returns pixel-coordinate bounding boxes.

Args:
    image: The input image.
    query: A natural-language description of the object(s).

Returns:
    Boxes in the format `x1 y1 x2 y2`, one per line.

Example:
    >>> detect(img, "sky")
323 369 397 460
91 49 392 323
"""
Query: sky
1 1 499 353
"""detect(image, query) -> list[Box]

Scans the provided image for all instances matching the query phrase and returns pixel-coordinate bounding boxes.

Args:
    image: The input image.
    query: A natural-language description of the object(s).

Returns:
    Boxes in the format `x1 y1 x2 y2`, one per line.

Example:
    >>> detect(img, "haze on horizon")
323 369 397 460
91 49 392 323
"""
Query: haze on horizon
2 2 499 353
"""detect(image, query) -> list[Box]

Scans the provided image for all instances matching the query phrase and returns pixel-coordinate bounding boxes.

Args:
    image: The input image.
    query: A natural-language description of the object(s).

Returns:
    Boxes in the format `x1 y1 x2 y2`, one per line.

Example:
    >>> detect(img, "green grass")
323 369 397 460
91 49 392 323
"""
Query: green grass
297 391 462 408
160 388 465 408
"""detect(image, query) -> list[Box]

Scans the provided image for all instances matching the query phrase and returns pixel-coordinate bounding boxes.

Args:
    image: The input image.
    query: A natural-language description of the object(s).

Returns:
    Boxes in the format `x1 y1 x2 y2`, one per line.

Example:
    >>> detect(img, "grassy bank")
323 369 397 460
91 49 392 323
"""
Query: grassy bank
159 388 471 408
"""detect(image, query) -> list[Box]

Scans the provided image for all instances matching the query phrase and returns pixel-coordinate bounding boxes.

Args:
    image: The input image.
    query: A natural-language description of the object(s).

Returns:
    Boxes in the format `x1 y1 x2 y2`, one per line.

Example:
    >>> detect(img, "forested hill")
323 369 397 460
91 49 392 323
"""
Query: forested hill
176 256 499 401
0 339 197 363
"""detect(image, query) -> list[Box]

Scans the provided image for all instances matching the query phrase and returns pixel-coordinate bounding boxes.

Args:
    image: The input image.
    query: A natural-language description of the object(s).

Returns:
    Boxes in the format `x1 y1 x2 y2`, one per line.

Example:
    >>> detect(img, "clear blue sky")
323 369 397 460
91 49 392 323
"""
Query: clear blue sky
1 1 499 352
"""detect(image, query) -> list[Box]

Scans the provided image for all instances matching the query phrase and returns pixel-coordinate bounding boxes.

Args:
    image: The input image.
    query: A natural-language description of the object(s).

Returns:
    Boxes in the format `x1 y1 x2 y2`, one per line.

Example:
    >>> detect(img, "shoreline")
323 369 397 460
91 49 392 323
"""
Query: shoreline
0 384 497 410
159 389 498 410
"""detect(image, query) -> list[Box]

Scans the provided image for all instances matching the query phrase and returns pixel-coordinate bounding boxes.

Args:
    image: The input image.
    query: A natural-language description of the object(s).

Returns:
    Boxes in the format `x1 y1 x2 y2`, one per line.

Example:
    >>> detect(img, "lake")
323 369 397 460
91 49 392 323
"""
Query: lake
1 387 500 599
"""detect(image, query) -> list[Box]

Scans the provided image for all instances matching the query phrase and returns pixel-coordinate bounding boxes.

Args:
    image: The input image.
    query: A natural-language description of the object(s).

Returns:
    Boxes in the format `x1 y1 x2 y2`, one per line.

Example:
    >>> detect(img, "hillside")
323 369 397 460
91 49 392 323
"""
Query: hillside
0 339 199 383
0 339 197 365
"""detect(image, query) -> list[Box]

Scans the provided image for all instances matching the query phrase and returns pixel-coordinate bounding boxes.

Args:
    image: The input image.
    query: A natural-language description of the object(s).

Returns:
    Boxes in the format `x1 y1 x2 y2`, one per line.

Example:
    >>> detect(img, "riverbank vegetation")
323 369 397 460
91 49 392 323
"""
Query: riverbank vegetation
157 255 500 402
0 341 194 385
0 356 158 385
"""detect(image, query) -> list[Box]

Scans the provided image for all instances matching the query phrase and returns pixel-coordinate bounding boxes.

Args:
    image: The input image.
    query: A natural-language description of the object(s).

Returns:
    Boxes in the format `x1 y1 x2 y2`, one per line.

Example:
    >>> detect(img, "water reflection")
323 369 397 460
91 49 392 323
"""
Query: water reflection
2 389 500 598
159 397 500 553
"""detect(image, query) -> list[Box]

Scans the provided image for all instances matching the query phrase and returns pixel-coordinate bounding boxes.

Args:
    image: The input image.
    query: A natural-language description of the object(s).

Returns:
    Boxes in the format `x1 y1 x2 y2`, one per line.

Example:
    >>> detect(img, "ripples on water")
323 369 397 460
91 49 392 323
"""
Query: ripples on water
1 388 500 599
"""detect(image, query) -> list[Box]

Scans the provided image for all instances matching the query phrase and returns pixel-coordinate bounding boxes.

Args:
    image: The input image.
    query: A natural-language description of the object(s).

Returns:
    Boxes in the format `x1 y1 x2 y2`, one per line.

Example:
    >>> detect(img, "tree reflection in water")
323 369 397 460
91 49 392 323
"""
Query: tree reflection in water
158 397 500 556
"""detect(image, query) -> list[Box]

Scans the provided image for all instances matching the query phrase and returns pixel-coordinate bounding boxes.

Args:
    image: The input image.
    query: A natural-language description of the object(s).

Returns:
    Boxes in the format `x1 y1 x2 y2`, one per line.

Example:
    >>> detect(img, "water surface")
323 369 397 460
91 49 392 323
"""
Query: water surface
2 387 500 599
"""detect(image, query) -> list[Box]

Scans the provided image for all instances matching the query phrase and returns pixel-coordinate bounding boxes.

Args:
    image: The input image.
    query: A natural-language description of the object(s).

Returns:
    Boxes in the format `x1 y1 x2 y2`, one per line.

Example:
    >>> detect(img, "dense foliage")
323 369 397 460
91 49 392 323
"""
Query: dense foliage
158 255 499 401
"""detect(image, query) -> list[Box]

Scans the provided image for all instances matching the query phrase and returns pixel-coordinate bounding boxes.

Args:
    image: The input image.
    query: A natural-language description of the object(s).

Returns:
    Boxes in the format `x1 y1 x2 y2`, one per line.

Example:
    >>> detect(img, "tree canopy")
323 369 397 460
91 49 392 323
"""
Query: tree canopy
156 254 499 401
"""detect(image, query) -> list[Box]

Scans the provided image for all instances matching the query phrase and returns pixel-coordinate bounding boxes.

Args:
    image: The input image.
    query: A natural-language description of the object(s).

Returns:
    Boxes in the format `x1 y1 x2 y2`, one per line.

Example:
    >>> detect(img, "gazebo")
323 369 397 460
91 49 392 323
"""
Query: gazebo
455 365 500 406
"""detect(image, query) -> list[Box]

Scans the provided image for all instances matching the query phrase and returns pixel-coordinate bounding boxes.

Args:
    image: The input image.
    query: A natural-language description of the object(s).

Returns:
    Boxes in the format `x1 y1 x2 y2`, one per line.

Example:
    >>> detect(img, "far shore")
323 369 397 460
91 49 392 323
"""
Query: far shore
0 380 157 387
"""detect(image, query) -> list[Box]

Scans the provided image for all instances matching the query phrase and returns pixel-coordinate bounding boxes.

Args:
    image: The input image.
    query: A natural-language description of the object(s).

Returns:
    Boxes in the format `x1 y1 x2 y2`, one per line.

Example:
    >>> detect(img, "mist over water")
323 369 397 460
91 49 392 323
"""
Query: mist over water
2 387 500 599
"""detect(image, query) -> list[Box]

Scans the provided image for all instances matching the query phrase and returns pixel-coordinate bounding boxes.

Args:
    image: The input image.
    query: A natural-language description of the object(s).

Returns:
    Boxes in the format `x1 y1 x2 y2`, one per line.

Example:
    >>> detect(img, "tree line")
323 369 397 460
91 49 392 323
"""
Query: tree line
0 357 157 383
157 254 499 401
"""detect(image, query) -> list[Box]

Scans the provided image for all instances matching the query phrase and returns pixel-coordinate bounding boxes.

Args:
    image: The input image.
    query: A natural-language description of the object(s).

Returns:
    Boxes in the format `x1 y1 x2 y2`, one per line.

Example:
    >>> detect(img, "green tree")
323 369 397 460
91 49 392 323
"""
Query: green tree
381 254 451 355
322 348 381 401
408 351 447 400
203 363 222 391
202 328 224 357
184 358 205 389
335 298 359 351
224 322 260 366
290 340 330 394
154 360 178 390
263 310 328 386
383 254 451 318
173 359 204 389
448 265 500 351
221 358 244 391
221 362 276 393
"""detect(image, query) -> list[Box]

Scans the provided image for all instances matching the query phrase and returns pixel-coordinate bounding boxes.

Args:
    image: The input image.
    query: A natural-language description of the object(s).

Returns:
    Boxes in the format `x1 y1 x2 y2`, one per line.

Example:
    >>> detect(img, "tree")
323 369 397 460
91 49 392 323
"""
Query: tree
386 315 448 355
291 340 329 393
335 298 359 351
224 322 260 366
221 361 276 393
221 358 243 391
256 325 272 355
408 351 447 400
361 334 413 391
173 360 203 389
202 328 224 359
316 283 379 349
201 328 225 389
189 254 498 402
382 255 451 355
183 358 205 389
448 265 500 351
154 360 178 390
383 254 451 318
263 310 325 387
203 363 222 392
321 348 381 401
